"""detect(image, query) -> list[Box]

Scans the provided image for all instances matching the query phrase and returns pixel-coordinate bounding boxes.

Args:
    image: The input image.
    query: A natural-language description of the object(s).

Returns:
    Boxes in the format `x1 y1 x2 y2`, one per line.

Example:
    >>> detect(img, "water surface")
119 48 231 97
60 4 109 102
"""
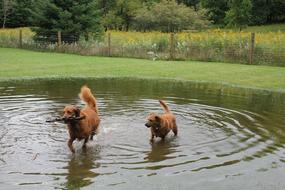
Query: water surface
0 79 285 190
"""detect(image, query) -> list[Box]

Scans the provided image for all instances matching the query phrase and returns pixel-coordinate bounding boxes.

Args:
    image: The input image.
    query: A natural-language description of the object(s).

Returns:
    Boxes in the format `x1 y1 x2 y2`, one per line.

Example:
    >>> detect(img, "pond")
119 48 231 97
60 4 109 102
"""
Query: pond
0 78 285 190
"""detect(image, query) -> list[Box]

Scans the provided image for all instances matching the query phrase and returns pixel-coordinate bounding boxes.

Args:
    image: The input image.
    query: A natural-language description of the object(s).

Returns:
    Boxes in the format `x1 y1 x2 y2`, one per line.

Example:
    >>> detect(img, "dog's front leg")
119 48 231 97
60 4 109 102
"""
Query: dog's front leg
68 138 75 153
83 137 89 148
150 133 155 142
90 131 95 140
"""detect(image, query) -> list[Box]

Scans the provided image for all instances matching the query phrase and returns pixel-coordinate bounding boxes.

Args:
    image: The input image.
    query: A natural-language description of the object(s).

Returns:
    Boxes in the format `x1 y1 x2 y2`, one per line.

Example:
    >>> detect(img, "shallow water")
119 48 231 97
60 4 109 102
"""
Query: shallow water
0 79 285 190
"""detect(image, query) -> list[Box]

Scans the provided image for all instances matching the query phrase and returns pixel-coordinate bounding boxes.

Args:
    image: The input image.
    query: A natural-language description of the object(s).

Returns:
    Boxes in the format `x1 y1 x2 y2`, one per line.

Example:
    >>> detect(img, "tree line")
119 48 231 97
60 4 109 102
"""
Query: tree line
1 0 285 29
1 0 284 42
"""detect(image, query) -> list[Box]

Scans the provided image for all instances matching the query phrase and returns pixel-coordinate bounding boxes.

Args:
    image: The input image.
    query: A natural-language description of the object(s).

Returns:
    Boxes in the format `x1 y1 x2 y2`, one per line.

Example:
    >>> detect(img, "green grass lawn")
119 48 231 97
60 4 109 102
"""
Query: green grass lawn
0 48 285 91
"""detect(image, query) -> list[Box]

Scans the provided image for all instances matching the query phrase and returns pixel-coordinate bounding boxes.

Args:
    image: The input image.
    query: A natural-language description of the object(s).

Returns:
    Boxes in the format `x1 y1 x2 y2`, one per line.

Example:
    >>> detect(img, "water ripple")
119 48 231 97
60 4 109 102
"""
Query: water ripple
0 80 285 190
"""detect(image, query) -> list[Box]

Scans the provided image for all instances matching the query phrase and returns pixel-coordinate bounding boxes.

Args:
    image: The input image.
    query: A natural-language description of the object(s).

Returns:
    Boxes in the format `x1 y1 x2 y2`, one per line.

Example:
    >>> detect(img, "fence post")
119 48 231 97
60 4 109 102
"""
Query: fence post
108 32 111 56
169 33 175 60
57 31 62 46
19 29 22 48
249 32 255 64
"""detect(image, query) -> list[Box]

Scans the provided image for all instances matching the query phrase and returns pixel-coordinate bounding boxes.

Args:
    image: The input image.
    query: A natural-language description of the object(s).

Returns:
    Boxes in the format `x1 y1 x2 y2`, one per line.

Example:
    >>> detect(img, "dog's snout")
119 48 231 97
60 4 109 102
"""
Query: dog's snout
63 114 68 118
62 117 69 123
145 123 150 128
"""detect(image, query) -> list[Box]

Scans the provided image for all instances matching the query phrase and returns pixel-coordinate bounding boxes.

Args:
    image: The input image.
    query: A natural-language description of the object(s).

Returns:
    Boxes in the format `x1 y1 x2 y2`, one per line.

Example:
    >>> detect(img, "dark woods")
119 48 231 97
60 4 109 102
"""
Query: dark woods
1 0 285 43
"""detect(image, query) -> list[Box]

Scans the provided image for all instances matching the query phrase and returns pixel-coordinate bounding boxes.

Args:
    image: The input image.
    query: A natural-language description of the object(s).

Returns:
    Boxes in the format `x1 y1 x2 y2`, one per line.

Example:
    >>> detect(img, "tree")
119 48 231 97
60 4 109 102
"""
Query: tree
250 0 285 25
200 0 228 25
268 0 285 23
134 0 210 32
96 0 116 16
1 0 15 28
117 0 141 31
99 0 141 31
176 0 200 10
133 6 155 31
31 0 103 43
225 0 252 30
5 0 35 27
250 0 269 25
102 10 124 30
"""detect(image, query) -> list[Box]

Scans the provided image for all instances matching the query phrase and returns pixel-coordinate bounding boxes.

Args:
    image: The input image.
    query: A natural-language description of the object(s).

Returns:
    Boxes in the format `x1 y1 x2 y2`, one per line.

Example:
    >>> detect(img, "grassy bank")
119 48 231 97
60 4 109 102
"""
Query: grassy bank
0 48 285 91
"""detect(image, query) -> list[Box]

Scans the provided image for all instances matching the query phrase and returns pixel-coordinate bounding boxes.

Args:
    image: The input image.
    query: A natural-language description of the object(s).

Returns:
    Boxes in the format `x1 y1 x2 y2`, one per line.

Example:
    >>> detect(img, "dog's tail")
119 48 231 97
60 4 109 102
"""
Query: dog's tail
79 85 98 113
159 100 170 113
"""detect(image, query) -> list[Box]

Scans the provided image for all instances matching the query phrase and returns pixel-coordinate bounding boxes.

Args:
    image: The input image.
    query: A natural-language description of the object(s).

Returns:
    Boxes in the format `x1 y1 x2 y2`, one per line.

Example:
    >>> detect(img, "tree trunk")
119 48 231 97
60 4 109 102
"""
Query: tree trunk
84 33 89 41
2 0 6 28
2 15 6 29
126 18 129 31
2 0 14 29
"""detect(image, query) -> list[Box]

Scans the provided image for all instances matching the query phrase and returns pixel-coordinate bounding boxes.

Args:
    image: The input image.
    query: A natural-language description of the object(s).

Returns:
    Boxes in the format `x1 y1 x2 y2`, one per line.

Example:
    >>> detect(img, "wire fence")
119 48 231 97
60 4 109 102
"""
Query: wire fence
1 29 285 66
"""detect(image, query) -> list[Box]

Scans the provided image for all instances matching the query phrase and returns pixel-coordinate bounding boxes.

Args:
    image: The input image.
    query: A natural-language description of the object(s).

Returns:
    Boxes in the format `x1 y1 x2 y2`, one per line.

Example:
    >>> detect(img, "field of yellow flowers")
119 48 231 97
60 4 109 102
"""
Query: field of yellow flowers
1 28 285 65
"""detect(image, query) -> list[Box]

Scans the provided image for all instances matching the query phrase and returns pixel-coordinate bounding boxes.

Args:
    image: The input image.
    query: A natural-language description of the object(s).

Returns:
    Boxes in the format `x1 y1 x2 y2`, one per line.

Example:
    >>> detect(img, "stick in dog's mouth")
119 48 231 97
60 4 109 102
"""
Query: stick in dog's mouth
46 116 85 123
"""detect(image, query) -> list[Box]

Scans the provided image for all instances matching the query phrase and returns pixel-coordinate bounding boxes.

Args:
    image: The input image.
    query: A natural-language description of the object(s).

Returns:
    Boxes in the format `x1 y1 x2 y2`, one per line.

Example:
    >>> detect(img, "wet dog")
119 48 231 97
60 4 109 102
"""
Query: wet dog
145 100 178 142
63 86 100 153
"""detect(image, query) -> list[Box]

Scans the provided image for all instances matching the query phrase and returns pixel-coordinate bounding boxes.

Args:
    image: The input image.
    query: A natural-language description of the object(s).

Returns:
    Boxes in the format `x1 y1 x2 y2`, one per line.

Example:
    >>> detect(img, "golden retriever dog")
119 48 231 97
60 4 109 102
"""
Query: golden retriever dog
63 85 100 153
145 100 178 142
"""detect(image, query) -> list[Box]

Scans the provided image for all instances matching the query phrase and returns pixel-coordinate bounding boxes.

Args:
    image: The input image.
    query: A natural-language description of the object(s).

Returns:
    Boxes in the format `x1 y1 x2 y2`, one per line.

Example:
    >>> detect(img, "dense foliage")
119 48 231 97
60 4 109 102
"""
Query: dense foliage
225 0 252 29
134 0 210 32
1 0 285 37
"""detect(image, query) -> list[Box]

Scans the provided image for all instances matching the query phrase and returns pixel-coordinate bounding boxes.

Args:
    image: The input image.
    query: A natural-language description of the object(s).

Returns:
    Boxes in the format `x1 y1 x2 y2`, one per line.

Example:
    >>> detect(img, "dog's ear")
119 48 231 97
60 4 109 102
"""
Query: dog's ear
74 108 80 117
155 115 160 122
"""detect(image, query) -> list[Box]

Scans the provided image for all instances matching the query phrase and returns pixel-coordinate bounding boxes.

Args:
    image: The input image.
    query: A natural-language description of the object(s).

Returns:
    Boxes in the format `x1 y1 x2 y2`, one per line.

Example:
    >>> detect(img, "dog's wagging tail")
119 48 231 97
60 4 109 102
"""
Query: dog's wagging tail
159 100 170 113
79 85 99 114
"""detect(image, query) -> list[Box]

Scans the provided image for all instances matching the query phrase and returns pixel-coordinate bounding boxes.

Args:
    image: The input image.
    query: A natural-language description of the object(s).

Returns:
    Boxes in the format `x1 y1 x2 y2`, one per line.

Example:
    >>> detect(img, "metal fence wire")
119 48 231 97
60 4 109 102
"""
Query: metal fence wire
0 29 285 66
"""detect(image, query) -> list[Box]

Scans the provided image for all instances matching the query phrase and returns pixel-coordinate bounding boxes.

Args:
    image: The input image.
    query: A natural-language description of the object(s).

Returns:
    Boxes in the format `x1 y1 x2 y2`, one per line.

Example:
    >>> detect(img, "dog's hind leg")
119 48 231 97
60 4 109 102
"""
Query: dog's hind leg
172 124 178 136
90 125 99 140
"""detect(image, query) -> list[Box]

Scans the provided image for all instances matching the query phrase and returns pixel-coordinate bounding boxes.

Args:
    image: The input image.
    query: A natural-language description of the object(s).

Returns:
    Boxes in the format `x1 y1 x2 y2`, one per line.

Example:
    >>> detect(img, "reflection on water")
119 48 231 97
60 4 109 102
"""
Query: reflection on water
145 138 178 163
0 78 285 190
63 148 100 190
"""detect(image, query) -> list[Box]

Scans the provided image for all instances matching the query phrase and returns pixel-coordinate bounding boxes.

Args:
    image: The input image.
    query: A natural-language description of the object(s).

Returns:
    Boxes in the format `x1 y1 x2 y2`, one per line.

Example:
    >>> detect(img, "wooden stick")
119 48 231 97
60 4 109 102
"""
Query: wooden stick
170 33 175 60
46 116 85 123
19 29 22 48
249 32 255 64
108 32 111 56
57 31 62 46
32 153 39 160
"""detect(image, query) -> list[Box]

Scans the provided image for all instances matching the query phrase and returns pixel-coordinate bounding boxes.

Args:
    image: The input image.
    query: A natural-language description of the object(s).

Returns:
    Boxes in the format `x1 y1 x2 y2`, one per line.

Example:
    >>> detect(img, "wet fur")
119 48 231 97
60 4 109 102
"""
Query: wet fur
145 100 178 142
63 86 100 153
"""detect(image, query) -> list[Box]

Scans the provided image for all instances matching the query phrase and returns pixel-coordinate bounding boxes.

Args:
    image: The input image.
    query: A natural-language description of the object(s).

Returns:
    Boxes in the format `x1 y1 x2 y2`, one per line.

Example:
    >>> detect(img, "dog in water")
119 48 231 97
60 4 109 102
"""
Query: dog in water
145 100 178 142
63 86 100 153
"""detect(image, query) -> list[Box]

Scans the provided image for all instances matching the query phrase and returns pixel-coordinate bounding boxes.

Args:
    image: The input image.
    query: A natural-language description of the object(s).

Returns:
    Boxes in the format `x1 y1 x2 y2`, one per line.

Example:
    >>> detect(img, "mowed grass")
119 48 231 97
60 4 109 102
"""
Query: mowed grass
0 48 285 91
